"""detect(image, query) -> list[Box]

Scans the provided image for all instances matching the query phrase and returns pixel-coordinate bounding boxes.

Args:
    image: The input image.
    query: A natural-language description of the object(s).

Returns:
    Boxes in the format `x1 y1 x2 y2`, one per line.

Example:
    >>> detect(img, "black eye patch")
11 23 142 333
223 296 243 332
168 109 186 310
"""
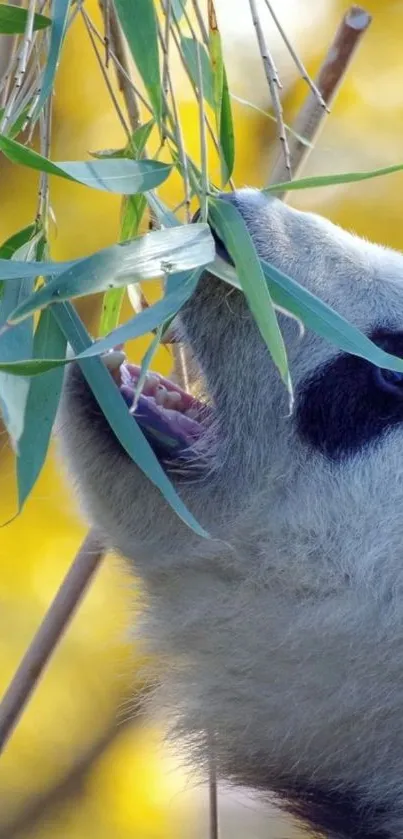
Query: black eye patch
296 329 403 460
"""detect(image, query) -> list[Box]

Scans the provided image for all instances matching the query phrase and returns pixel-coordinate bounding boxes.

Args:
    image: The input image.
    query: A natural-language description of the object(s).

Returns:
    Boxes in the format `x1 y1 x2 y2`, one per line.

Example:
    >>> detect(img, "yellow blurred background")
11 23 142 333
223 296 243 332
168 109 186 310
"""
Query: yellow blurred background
1 1 403 836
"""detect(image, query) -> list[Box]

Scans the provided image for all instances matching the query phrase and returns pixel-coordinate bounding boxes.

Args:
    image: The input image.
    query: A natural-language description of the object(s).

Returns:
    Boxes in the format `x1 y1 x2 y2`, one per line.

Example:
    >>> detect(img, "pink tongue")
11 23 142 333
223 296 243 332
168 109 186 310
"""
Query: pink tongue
119 364 205 456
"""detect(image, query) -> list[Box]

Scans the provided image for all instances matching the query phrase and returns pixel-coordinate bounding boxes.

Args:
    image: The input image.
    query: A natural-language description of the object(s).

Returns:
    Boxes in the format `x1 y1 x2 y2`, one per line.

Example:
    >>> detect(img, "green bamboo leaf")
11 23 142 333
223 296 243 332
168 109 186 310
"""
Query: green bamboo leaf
207 0 239 184
0 357 69 374
130 119 155 156
120 194 148 240
230 93 312 146
77 268 202 360
99 287 126 338
210 251 403 375
17 308 67 508
0 3 50 33
0 224 37 300
0 222 213 287
208 198 291 393
260 258 403 373
52 299 208 537
219 71 235 184
99 189 148 336
180 37 214 108
264 163 403 194
114 0 162 123
33 0 71 118
133 324 164 406
0 234 43 448
146 193 180 228
208 0 224 122
91 120 155 161
0 224 37 260
0 135 173 194
0 268 200 372
6 224 214 323
171 0 188 22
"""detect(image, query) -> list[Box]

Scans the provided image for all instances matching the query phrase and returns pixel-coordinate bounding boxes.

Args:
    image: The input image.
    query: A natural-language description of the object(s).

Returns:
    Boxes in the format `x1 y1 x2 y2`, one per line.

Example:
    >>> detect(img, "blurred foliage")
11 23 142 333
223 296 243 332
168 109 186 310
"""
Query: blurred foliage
1 0 403 836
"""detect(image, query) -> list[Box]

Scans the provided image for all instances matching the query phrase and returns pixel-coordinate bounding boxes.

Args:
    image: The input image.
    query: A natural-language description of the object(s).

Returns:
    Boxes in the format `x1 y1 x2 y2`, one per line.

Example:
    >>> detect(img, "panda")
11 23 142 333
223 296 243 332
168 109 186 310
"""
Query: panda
58 188 403 839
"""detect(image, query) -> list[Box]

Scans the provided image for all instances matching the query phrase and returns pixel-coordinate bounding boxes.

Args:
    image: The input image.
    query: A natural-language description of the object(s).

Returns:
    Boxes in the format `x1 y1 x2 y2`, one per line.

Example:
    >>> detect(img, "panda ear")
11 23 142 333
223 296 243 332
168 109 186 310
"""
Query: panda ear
374 366 403 397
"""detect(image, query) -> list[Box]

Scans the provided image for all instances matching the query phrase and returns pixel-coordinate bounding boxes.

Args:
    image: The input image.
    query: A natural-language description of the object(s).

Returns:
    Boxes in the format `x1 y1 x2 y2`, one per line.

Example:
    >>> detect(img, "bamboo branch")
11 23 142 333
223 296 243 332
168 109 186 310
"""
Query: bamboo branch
208 745 219 839
248 0 291 180
100 0 143 133
0 531 104 753
262 0 327 109
268 5 372 192
81 4 132 141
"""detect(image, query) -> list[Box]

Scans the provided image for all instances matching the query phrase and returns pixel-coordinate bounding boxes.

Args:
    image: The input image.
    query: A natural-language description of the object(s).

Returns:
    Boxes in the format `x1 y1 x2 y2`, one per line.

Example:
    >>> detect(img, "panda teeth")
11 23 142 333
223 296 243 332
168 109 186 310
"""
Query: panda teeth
155 385 168 406
103 350 127 370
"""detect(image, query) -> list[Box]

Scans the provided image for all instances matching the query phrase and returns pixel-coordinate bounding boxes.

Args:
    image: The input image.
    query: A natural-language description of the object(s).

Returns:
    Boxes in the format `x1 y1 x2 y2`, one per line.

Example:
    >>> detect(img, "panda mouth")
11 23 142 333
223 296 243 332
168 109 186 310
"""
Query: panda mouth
103 349 205 461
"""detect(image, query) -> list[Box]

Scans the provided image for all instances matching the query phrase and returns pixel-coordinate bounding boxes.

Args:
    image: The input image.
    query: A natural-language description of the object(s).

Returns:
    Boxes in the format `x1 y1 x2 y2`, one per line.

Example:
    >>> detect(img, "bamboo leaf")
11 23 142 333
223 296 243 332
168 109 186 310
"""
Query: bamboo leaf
219 71 235 183
0 135 173 194
171 0 188 22
210 246 403 375
99 287 126 338
100 189 148 336
114 0 162 123
0 357 69 374
120 194 148 240
260 258 403 374
52 300 208 537
0 224 37 260
0 268 199 372
207 0 234 184
17 308 67 508
208 198 291 394
5 224 214 322
0 224 37 300
0 234 43 449
133 324 164 406
264 163 403 194
33 0 71 117
0 3 50 34
130 119 155 156
208 0 224 121
76 268 202 360
146 192 181 227
180 36 214 108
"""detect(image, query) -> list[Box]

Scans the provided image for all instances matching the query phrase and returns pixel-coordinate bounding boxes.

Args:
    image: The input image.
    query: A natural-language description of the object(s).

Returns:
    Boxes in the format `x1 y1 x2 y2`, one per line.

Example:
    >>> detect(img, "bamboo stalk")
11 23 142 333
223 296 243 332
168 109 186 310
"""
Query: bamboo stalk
0 532 104 752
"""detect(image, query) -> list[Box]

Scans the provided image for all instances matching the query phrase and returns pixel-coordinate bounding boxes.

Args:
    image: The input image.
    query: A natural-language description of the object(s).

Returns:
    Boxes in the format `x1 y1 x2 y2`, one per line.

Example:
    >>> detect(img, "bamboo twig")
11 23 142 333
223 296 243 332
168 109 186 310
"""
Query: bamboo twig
157 16 192 220
208 745 219 839
167 11 234 188
262 0 328 109
0 532 104 753
0 0 37 132
195 39 208 222
36 69 52 225
162 0 172 106
268 5 372 192
190 0 209 46
81 5 132 141
248 0 291 180
101 0 143 133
